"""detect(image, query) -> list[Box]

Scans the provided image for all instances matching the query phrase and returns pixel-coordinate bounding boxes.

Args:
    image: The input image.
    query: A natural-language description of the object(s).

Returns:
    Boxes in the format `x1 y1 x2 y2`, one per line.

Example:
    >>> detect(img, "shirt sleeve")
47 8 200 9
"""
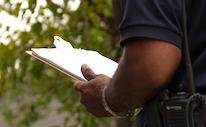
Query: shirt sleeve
119 0 183 48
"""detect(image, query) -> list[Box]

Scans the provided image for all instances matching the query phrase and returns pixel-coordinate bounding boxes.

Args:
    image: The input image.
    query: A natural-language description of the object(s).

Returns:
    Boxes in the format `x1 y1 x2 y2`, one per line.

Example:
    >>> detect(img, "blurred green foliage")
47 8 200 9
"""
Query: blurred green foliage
0 0 121 127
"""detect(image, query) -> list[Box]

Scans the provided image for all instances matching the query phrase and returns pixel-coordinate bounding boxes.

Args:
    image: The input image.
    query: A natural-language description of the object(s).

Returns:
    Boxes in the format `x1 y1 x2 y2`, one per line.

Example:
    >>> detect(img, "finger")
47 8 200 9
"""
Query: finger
81 64 96 81
74 81 85 92
80 96 87 105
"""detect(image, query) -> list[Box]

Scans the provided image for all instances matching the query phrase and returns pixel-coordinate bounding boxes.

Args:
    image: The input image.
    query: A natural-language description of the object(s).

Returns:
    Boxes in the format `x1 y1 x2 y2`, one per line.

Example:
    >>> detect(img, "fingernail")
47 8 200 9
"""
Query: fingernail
82 64 90 70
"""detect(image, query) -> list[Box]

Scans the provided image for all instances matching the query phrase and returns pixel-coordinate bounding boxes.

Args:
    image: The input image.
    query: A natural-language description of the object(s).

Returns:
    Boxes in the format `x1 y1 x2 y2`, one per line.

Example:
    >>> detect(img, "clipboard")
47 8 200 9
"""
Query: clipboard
26 51 85 81
25 36 118 81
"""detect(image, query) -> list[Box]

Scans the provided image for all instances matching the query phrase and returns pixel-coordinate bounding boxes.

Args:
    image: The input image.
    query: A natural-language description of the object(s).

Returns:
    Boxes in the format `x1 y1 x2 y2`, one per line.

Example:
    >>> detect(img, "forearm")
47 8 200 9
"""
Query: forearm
105 39 181 114
106 53 161 113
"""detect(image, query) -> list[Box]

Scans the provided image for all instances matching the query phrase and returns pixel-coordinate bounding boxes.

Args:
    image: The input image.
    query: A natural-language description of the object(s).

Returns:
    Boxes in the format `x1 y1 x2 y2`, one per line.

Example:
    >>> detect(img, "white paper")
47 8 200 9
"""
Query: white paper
31 36 118 80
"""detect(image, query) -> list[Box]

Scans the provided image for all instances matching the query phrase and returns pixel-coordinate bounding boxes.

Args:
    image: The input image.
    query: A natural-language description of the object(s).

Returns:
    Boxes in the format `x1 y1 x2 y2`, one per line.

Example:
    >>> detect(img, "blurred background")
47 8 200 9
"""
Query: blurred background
0 0 124 127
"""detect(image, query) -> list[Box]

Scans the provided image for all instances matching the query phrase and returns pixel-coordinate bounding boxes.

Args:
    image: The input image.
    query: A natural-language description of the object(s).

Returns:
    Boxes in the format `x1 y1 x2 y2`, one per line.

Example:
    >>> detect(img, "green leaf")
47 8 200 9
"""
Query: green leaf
31 22 42 35
13 3 21 17
28 0 37 13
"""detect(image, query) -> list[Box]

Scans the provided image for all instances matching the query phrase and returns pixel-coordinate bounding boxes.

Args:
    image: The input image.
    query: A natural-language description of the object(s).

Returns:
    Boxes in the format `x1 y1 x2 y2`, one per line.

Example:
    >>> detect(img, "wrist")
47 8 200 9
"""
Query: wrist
102 86 127 118
102 85 142 118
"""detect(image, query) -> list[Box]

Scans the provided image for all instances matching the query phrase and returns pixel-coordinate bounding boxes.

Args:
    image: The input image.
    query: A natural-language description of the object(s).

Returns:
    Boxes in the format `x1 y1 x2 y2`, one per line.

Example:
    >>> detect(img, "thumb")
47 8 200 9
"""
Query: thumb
81 64 96 80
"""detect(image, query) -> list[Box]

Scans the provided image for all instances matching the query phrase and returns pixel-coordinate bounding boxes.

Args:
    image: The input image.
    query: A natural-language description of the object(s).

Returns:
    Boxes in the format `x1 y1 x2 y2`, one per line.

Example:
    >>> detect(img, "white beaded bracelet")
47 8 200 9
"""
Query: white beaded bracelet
102 86 142 119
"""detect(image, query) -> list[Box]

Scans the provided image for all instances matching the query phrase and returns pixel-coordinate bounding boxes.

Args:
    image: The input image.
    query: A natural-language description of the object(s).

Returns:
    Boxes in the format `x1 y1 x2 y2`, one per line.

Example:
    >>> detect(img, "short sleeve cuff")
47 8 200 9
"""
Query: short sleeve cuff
120 26 182 48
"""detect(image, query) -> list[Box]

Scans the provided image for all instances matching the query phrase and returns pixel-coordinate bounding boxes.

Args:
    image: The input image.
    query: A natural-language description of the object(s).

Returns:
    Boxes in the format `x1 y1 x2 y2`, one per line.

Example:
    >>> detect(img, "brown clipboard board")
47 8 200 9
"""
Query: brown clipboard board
26 51 85 81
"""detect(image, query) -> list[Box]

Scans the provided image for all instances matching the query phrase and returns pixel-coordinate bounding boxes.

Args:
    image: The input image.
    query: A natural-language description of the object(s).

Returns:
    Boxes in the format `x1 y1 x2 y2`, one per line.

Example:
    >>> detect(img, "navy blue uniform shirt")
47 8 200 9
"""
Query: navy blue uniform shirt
119 0 206 126
119 0 206 93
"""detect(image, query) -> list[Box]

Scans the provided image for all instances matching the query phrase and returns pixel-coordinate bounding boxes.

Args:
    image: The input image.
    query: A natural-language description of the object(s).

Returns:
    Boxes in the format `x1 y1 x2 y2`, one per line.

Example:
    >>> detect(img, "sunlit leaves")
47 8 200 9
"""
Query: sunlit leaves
31 22 42 35
12 3 21 17
0 0 120 126
28 0 37 13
